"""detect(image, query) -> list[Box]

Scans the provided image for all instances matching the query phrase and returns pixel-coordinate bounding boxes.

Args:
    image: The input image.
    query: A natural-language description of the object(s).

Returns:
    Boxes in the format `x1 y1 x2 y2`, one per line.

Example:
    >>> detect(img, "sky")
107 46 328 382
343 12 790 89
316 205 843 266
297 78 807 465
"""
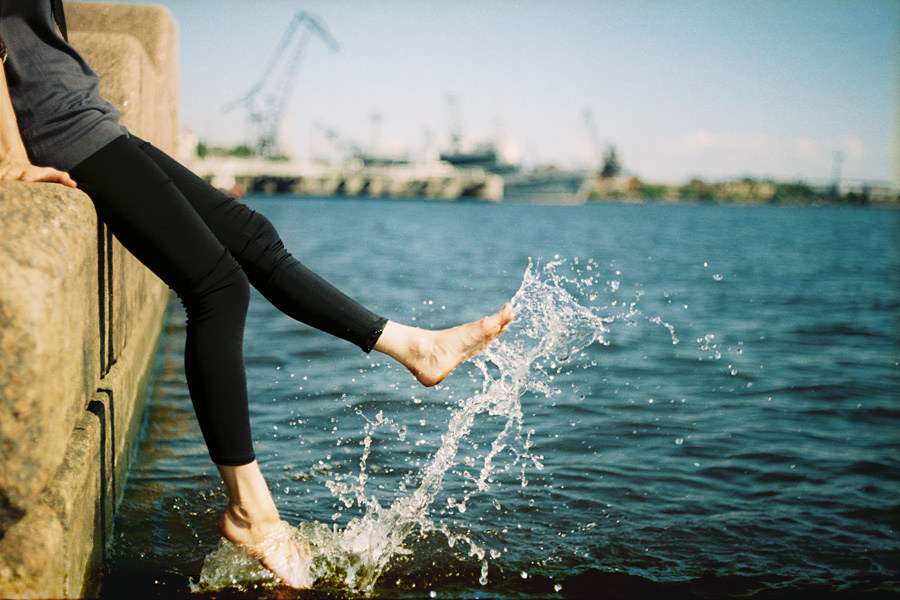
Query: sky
104 0 897 185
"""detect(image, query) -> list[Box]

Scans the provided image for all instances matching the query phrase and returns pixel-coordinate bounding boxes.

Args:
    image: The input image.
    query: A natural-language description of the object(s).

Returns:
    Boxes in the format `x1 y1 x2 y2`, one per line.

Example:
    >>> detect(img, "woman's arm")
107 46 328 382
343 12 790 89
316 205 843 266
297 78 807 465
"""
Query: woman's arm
0 162 78 186
2 55 77 187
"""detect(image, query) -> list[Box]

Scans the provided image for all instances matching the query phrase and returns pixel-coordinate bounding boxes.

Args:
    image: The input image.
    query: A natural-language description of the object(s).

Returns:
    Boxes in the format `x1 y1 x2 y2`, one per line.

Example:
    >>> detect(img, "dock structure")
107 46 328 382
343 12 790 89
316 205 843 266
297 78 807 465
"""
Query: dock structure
188 157 505 201
1 4 175 597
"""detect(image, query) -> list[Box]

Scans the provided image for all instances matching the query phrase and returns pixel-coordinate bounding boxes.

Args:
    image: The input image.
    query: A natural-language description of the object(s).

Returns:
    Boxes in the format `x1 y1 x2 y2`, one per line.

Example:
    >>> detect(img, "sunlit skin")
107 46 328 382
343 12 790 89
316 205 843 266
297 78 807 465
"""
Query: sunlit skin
374 304 514 387
217 304 513 588
0 161 77 187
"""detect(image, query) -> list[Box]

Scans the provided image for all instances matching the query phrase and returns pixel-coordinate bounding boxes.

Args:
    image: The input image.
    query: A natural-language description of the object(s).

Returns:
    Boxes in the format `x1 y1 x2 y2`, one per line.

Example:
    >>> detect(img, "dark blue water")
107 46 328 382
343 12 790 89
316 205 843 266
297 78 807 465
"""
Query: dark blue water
103 198 899 599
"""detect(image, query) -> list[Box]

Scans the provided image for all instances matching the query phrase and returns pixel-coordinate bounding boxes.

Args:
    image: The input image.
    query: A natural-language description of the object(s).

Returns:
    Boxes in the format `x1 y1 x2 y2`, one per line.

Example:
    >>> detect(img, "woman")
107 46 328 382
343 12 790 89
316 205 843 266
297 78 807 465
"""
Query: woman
0 0 512 588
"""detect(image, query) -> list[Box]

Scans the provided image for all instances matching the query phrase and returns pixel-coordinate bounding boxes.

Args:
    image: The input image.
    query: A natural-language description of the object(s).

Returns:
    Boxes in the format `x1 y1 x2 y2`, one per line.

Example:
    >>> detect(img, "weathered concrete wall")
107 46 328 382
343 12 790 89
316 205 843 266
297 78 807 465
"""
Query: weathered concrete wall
0 4 177 598
67 1 179 158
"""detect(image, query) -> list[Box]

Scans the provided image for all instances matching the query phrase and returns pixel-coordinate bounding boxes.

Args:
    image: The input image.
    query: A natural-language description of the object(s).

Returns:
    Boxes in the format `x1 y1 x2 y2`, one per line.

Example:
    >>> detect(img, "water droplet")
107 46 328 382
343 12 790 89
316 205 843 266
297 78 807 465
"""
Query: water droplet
520 571 529 579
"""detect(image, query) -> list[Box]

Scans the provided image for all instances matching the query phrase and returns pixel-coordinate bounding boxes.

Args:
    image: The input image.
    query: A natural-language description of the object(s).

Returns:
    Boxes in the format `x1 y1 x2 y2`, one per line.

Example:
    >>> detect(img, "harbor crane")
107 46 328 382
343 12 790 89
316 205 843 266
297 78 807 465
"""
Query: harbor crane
223 12 339 158
582 107 621 178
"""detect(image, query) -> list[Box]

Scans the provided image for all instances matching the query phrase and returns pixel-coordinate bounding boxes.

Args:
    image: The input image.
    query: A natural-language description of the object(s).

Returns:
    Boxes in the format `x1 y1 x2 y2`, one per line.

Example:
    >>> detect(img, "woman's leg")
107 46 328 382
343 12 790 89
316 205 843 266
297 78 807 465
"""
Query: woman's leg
71 136 255 467
131 136 388 352
71 136 307 587
216 462 311 588
130 136 514 383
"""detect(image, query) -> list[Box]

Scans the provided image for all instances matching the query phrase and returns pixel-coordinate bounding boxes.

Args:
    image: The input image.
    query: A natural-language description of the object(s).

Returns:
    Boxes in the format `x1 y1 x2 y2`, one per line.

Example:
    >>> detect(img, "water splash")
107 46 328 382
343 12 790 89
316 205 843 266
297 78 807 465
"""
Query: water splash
195 258 641 593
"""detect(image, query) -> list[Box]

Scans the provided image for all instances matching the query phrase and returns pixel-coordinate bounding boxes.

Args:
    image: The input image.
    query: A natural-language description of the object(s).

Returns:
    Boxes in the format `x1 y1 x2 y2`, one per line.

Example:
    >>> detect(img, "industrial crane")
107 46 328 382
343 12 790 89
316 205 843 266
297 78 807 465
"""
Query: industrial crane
223 12 339 158
582 107 621 178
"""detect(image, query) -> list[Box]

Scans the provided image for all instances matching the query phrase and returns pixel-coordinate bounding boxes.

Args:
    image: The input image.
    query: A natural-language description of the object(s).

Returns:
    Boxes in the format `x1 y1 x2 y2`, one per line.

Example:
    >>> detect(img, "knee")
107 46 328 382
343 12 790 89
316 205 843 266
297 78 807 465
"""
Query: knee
236 210 293 281
180 253 250 320
243 210 283 257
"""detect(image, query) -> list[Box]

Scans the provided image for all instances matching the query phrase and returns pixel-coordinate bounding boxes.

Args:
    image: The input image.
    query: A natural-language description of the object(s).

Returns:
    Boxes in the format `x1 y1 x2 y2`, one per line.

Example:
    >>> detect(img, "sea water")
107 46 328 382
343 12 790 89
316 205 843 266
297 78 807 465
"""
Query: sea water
193 257 620 593
102 198 899 599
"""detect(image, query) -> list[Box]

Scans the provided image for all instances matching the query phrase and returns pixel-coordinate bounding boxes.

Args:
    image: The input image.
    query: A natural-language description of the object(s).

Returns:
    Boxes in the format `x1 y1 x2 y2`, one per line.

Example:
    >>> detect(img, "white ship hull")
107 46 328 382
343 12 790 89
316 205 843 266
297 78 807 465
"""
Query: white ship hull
501 170 592 204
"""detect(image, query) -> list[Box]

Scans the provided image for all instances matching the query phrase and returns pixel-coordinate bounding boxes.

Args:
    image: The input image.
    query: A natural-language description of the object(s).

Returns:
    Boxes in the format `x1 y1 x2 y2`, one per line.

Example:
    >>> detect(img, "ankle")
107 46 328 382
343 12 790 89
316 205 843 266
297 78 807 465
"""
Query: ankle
224 499 279 526
216 461 281 530
374 321 423 361
219 502 283 550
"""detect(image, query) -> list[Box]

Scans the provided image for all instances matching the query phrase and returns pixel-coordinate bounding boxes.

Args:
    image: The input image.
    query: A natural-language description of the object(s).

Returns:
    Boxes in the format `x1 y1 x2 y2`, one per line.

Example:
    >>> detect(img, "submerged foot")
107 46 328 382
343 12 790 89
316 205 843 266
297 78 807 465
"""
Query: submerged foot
219 505 311 589
376 303 514 387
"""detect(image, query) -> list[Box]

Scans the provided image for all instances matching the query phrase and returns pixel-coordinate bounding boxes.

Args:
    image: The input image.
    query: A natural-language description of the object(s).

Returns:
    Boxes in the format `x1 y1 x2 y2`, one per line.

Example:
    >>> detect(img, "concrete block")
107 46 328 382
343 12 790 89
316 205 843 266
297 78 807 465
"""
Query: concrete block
0 184 169 600
0 182 100 521
0 504 65 599
0 3 179 597
38 410 104 598
70 31 177 156
67 2 178 155
0 409 104 599
67 2 178 76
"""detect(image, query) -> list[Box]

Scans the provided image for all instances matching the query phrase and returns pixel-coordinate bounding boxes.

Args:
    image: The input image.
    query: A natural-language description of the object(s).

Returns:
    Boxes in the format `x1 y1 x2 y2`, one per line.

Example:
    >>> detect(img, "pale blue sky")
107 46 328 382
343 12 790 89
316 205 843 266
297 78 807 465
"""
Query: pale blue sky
104 0 896 185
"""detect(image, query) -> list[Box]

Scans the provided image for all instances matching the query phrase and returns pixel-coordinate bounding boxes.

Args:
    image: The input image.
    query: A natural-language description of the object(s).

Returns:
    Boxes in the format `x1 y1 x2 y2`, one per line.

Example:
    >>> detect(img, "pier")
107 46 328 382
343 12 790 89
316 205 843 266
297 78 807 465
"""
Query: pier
189 156 505 200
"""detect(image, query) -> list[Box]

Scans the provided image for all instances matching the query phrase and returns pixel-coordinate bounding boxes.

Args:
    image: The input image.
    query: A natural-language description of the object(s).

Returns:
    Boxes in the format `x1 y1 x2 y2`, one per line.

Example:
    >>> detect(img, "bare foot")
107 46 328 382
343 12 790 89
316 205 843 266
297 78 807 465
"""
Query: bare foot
375 303 514 387
219 504 312 588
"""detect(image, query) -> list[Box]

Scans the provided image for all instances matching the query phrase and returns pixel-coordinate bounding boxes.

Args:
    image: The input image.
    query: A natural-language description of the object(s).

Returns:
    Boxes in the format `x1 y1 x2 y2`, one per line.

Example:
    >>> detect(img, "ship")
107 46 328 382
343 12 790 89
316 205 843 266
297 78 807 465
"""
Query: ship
439 143 592 205
501 167 593 205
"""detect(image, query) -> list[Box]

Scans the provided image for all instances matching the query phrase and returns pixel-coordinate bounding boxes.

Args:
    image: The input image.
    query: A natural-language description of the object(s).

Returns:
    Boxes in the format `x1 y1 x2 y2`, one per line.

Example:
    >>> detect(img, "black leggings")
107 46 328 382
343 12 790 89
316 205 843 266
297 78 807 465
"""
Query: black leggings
71 134 387 466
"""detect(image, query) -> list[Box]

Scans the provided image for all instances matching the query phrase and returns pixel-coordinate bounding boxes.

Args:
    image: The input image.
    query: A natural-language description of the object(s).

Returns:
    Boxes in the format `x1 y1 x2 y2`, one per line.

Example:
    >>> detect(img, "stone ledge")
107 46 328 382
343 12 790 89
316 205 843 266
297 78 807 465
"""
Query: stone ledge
0 182 100 518
66 2 178 77
0 408 104 599
0 2 179 597
67 2 178 155
72 31 177 157
0 504 65 598
37 410 104 598
0 179 169 600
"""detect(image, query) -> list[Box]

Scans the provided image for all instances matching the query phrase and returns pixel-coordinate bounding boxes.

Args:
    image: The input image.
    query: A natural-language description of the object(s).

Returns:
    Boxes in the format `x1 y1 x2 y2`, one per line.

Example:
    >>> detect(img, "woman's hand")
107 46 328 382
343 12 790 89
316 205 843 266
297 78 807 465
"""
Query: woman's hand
0 162 77 187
